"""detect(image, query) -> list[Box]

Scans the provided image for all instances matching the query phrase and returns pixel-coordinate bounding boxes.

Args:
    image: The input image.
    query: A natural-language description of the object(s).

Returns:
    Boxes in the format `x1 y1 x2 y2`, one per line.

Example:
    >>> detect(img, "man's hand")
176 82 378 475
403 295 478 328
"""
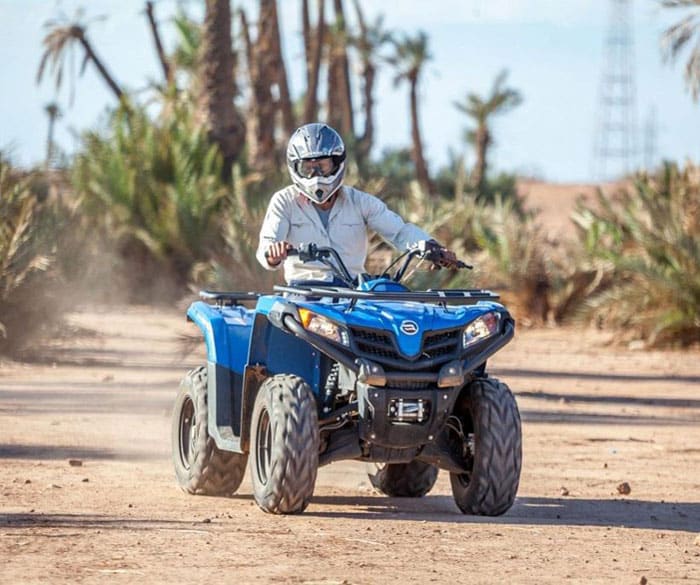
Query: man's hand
424 240 463 270
265 241 292 267
434 247 460 269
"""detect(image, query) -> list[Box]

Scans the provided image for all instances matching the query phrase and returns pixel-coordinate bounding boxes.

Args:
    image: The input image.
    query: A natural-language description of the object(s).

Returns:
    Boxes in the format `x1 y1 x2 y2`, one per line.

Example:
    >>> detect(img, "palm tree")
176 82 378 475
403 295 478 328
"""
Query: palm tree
302 0 325 124
454 70 522 193
661 0 700 101
37 13 123 101
44 103 61 167
145 1 173 86
239 7 276 172
327 0 355 139
351 1 391 169
197 0 245 179
388 31 434 197
265 0 295 135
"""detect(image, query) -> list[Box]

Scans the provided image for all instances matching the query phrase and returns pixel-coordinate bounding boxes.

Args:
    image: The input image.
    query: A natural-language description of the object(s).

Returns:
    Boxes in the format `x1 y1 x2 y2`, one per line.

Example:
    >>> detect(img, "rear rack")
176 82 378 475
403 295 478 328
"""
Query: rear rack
273 285 500 305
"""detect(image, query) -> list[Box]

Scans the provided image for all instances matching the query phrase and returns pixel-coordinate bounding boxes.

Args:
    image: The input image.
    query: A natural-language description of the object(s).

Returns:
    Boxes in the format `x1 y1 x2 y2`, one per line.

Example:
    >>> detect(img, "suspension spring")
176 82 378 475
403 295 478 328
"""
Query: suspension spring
322 362 340 415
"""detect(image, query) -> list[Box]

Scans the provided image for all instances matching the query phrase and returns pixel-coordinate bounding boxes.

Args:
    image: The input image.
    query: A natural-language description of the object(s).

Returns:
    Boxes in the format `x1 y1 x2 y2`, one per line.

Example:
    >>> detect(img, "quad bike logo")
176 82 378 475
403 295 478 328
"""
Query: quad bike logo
400 320 419 335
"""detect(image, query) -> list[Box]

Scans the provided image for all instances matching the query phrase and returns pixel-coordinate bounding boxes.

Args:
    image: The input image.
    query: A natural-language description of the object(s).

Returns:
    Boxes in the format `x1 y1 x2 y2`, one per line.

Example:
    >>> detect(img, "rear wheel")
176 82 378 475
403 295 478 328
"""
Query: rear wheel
449 377 522 516
369 460 438 497
171 366 247 496
250 374 320 514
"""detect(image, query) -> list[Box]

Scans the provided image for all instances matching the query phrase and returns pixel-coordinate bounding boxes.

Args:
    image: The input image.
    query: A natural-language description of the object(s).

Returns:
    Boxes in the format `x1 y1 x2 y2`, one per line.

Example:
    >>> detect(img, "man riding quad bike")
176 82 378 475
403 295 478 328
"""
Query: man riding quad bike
172 239 521 515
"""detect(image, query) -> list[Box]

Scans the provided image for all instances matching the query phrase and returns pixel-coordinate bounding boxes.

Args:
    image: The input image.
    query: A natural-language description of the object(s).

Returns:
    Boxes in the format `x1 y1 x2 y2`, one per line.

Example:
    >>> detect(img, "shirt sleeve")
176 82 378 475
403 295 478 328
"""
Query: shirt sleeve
256 191 291 271
356 189 431 250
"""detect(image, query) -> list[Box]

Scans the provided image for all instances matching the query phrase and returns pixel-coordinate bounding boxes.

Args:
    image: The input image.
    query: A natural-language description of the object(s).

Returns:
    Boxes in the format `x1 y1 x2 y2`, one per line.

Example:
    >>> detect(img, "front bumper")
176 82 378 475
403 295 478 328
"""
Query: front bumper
356 382 460 449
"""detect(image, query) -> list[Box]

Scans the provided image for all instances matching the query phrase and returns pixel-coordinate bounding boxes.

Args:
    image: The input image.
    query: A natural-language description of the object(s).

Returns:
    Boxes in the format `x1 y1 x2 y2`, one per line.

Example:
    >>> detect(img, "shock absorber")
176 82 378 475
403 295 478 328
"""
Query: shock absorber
322 363 340 415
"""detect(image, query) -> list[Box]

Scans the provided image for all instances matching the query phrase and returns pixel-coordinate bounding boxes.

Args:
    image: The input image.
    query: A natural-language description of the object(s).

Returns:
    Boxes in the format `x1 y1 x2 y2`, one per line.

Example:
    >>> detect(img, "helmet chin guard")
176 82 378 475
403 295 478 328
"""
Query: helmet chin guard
293 161 346 204
287 123 346 204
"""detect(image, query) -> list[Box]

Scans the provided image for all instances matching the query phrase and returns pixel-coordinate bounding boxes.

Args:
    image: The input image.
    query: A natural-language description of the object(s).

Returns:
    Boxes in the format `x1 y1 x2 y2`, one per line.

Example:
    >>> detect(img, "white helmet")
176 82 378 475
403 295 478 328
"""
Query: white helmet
286 123 346 204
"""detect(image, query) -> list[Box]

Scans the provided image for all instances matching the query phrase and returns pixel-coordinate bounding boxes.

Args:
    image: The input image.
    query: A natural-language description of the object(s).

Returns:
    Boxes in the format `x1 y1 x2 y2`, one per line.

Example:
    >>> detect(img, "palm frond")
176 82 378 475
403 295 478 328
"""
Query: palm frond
0 155 70 354
570 162 700 346
661 0 700 100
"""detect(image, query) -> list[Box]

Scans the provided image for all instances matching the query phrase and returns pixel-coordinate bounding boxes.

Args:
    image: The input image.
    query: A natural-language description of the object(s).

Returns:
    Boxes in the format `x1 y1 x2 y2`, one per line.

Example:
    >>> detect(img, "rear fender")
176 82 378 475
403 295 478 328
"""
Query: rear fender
187 301 252 370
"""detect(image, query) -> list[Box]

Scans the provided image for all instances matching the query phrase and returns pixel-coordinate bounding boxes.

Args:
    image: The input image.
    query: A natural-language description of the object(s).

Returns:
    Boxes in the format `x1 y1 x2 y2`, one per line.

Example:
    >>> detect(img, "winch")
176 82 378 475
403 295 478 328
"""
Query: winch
388 398 429 423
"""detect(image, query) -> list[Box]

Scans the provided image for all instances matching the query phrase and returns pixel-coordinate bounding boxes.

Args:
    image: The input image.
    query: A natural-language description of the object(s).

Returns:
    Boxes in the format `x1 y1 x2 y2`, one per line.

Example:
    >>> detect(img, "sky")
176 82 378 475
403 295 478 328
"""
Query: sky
1 0 699 183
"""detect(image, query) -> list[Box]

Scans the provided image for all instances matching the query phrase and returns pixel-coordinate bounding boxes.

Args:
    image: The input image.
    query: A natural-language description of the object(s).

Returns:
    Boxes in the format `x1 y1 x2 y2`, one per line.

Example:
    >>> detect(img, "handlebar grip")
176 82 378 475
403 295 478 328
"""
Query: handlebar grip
264 245 298 259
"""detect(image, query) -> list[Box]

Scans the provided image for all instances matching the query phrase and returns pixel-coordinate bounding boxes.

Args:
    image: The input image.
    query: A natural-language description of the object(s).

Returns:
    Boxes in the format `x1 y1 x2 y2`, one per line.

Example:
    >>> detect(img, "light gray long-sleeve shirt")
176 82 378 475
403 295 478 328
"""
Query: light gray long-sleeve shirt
256 185 431 283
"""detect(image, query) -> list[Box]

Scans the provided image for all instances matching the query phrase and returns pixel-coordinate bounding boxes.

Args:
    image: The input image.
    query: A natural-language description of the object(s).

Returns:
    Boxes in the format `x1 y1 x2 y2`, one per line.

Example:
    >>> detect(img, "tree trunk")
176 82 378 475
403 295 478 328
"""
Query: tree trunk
302 0 325 124
409 76 434 197
145 1 173 85
45 104 60 167
472 124 490 192
197 0 245 179
239 7 276 172
266 0 295 135
352 0 375 169
76 32 123 100
327 0 354 137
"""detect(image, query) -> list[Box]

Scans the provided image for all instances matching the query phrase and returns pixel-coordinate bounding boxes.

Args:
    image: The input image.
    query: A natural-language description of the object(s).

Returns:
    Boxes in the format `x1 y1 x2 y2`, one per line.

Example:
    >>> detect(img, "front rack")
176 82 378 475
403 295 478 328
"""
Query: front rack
273 285 499 305
200 287 500 307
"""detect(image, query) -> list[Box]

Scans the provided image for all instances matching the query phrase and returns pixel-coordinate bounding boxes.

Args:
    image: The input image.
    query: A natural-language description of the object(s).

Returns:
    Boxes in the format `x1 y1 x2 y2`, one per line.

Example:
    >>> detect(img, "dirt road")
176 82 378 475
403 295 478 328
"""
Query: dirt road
1 306 699 584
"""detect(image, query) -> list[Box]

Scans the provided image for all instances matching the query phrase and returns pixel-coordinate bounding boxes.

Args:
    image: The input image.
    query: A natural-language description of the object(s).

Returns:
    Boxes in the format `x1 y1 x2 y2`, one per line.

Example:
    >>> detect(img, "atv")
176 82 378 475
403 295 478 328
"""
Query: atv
172 240 521 515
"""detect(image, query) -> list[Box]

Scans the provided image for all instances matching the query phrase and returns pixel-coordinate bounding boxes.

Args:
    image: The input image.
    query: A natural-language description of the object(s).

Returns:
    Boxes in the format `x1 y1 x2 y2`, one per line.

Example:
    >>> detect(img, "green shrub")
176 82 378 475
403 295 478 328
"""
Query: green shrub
571 162 700 346
381 187 550 322
193 166 280 292
72 100 231 300
0 156 66 355
467 195 551 324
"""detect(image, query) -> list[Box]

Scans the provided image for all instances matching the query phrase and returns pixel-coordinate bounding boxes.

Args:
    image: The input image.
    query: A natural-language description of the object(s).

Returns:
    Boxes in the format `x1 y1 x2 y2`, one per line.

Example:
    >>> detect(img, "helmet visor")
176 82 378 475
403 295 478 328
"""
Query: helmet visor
296 157 337 179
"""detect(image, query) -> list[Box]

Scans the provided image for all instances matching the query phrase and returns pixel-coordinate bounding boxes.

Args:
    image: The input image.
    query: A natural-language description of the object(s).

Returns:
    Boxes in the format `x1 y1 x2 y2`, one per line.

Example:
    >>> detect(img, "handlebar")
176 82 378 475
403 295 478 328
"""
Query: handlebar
272 243 355 285
411 240 472 270
265 240 471 284
264 244 313 259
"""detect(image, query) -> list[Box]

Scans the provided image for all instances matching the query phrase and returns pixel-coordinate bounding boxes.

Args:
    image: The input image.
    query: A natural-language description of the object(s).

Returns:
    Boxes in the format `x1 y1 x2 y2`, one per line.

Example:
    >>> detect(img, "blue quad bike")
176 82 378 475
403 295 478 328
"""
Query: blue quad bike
171 241 521 515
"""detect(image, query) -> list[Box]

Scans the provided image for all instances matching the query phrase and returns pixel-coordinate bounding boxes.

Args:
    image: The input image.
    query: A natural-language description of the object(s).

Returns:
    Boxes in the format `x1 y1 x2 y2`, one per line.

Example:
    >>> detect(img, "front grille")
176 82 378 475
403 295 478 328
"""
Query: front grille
423 329 461 359
350 327 400 360
349 325 462 368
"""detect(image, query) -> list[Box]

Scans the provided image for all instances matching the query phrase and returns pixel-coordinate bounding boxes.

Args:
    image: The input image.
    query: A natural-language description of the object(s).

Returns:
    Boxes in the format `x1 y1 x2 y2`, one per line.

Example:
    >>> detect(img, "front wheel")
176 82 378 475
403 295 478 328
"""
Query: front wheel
250 374 320 514
450 377 522 516
368 461 438 497
171 366 248 496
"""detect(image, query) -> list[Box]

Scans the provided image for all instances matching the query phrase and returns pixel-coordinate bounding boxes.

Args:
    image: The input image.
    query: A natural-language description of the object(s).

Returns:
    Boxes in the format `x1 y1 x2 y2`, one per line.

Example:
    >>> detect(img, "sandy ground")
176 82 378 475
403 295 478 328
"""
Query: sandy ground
517 179 626 240
1 305 699 584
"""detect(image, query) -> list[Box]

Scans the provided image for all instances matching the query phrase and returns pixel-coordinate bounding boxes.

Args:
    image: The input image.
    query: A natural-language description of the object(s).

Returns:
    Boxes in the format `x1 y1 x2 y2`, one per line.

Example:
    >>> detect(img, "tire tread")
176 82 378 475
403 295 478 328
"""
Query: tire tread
450 377 522 516
172 366 247 496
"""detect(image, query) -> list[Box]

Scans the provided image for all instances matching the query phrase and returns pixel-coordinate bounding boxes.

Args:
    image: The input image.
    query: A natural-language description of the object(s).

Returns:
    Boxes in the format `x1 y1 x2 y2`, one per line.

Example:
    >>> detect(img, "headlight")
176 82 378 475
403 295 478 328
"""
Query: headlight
298 308 350 346
462 312 501 348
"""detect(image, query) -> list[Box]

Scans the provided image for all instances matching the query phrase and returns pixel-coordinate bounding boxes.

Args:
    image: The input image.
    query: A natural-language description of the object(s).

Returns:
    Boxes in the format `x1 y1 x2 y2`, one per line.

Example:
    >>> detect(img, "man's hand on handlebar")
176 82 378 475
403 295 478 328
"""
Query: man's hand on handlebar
265 241 293 267
432 247 460 270
424 240 469 270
